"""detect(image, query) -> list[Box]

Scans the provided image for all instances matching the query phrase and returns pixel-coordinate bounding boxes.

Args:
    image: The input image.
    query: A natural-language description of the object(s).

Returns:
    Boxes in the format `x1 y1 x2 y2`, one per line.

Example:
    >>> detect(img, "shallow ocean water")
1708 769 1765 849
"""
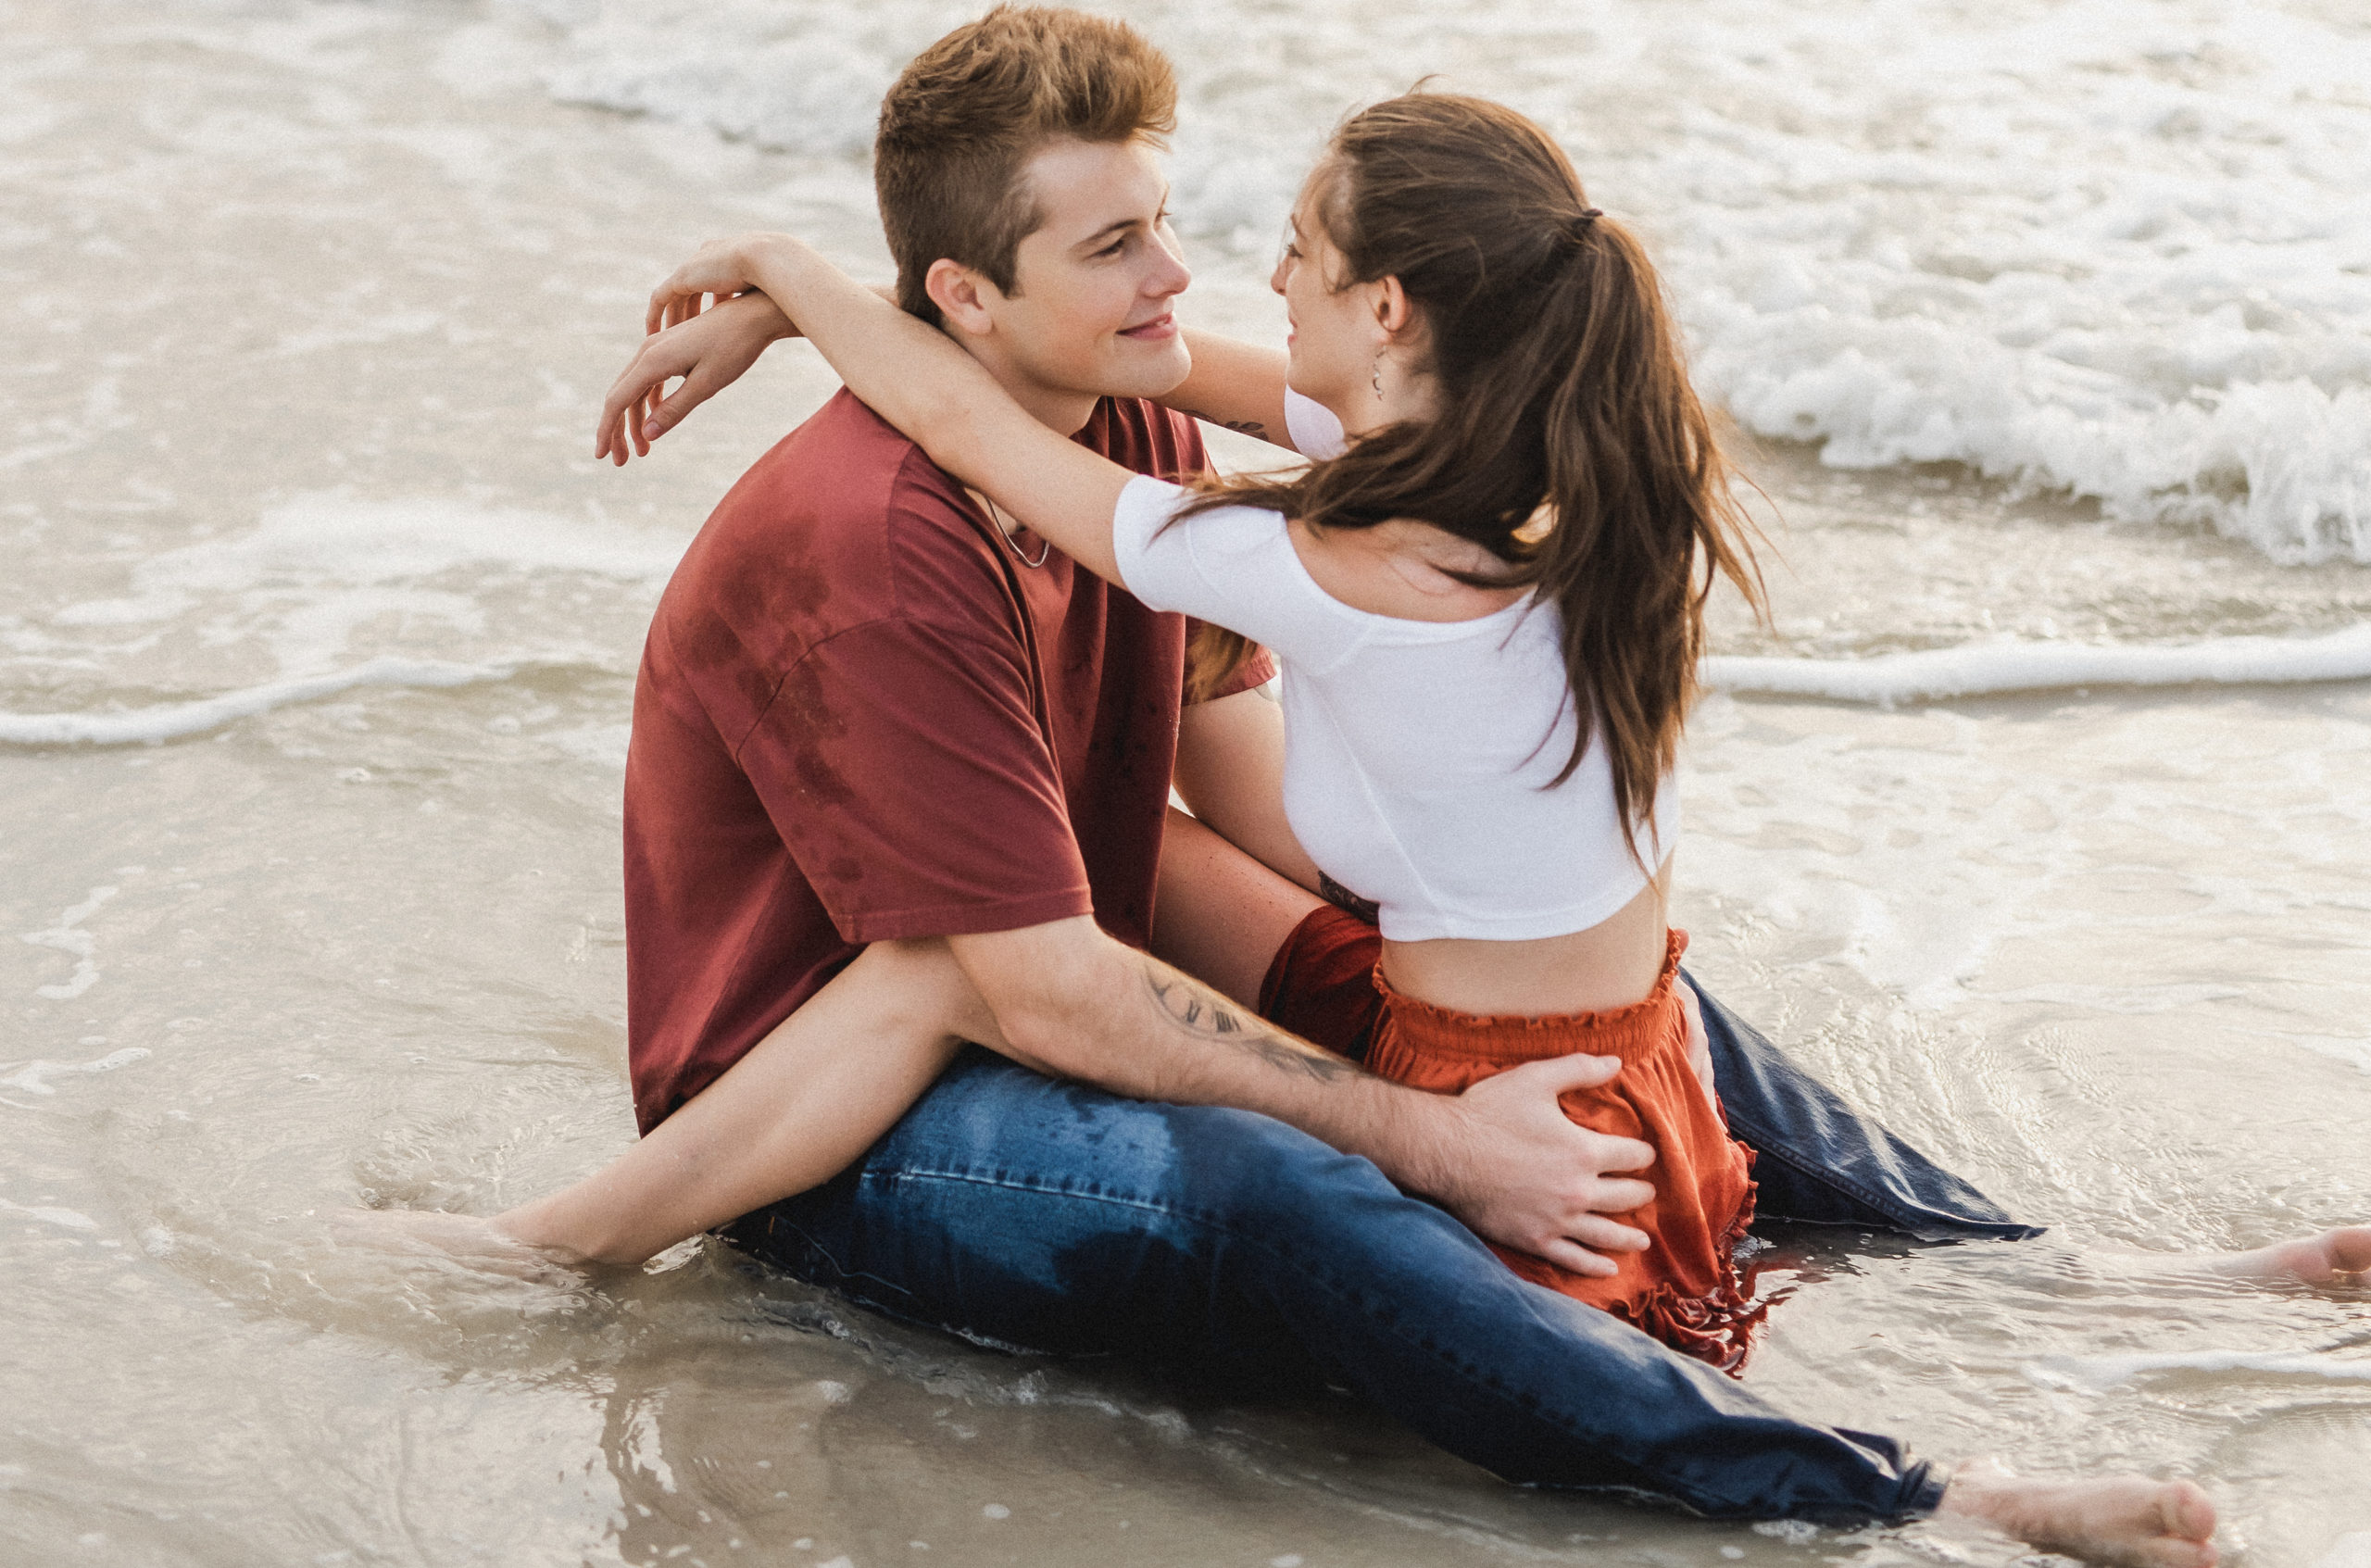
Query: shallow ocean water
3 2 2368 1565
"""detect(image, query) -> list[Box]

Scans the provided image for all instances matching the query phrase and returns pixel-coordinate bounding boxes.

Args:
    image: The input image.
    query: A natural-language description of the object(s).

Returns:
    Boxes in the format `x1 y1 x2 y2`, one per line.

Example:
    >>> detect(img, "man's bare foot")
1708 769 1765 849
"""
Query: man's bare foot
1938 1461 2216 1568
332 1207 591 1285
2206 1225 2371 1286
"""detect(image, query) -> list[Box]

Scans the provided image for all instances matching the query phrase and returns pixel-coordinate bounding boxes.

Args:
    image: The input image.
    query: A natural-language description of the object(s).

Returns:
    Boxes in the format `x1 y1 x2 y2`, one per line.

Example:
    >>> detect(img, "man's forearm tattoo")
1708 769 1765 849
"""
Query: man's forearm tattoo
1140 960 1354 1082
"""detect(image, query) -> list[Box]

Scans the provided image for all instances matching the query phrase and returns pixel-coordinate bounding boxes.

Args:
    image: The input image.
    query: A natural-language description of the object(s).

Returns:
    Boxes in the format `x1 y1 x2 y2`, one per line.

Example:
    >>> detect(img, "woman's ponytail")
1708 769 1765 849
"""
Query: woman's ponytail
1531 213 1763 834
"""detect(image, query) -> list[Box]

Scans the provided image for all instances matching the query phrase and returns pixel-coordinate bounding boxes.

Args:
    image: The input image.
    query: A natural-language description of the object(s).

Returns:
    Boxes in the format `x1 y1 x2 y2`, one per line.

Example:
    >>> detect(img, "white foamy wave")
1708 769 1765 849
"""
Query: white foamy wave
0 1047 151 1098
6 494 685 746
483 0 2371 563
489 0 965 160
0 1198 100 1231
1705 622 2371 705
52 493 682 641
0 658 524 746
2031 1348 2371 1392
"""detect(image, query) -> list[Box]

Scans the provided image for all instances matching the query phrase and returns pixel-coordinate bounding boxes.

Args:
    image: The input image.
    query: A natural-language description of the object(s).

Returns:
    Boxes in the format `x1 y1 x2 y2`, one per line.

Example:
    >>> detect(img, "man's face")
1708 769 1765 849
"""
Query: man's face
978 136 1193 407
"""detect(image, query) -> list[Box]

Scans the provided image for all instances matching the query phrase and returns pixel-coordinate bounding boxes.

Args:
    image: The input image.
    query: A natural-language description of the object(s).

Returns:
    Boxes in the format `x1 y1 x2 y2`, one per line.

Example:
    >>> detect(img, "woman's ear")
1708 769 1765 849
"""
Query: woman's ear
925 258 1000 338
1372 275 1416 340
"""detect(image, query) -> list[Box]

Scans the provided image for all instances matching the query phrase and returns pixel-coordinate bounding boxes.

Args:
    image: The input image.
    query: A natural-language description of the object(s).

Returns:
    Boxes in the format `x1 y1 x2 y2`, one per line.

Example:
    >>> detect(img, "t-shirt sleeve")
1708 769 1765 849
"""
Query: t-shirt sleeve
1110 476 1335 664
1284 387 1348 459
734 615 1095 944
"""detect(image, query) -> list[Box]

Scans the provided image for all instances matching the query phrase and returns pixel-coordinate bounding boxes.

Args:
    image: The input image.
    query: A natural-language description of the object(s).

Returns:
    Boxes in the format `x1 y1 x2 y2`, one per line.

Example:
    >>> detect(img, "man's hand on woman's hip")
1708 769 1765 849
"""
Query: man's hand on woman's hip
948 913 1657 1280
1415 1054 1656 1278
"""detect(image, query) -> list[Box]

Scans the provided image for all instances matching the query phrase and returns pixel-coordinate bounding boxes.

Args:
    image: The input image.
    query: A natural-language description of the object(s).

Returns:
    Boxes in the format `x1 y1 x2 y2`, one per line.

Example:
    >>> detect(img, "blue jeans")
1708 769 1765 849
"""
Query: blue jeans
1687 978 2038 1245
726 975 2032 1522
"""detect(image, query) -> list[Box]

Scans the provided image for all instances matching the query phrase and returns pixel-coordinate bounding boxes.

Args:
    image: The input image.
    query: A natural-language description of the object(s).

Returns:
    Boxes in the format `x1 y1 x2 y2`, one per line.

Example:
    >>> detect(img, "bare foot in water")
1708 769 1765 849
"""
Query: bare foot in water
2205 1225 2371 1286
332 1208 590 1285
1938 1461 2216 1568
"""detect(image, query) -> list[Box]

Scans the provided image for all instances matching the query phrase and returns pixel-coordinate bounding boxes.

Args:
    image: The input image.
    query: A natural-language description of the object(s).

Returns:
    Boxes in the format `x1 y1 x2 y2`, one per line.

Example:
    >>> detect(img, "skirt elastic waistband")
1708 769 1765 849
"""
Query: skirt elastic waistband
1372 929 1688 1066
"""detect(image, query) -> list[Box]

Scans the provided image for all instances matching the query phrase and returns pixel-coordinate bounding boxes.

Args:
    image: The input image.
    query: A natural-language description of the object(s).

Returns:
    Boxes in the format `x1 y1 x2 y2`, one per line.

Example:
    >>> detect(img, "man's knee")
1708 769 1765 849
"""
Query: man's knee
850 937 994 1039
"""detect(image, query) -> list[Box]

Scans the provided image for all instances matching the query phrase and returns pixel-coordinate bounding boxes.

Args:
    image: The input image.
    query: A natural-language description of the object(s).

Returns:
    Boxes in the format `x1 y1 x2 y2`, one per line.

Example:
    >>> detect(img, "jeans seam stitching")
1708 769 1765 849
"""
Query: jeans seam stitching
872 1165 1220 1228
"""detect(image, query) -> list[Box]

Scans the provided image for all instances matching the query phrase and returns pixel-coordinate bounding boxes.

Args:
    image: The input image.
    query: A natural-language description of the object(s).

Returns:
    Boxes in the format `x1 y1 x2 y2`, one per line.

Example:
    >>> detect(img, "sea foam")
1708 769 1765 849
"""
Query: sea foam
3 495 682 746
2032 1348 2371 1391
0 658 522 746
9 624 2365 748
1705 622 2371 705
487 0 2371 564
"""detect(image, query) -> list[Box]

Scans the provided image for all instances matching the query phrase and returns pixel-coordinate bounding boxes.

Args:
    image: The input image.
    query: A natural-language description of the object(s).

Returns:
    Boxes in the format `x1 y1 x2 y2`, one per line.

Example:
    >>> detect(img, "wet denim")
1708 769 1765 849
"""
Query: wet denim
1686 974 2041 1244
726 975 2022 1522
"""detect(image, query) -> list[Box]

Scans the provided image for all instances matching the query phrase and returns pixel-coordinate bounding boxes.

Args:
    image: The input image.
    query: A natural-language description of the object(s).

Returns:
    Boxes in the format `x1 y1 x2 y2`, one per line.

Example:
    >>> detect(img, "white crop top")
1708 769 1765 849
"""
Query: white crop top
1112 391 1674 943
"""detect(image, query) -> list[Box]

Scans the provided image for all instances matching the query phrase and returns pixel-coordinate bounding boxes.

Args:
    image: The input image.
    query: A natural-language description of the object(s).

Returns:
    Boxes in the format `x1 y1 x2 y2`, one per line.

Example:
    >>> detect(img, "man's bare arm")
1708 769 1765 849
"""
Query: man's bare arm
949 914 1657 1276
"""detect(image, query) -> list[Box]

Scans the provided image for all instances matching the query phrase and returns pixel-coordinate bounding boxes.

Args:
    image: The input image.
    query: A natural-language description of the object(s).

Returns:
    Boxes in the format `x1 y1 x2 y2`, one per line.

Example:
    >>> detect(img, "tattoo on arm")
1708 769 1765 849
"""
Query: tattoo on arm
1177 408 1270 440
1140 960 1355 1082
1317 872 1381 926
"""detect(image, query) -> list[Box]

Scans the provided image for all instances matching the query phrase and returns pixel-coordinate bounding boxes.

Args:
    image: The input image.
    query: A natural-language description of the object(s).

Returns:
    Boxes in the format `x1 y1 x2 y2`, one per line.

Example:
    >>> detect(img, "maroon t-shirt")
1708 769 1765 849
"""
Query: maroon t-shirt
623 389 1271 1132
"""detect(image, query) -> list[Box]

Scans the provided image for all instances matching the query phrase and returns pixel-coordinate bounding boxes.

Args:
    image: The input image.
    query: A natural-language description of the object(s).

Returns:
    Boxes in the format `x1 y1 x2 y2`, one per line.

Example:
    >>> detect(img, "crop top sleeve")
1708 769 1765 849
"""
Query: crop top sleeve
1109 390 1350 659
1284 387 1348 459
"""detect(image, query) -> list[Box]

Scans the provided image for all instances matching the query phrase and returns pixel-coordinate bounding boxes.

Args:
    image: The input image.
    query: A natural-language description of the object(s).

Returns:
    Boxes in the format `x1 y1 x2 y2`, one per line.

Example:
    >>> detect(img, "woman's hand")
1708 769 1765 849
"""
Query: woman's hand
631 228 1138 584
640 232 800 333
594 289 796 465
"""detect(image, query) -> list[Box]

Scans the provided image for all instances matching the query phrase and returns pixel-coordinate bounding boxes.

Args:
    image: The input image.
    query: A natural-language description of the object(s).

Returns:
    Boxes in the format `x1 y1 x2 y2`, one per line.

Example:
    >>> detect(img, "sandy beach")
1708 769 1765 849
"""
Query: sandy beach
5 2 2370 1563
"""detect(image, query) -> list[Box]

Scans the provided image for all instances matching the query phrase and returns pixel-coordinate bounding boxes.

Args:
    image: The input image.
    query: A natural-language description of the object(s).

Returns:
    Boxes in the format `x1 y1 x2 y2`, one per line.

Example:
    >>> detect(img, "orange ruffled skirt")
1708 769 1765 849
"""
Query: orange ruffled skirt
1366 931 1766 1373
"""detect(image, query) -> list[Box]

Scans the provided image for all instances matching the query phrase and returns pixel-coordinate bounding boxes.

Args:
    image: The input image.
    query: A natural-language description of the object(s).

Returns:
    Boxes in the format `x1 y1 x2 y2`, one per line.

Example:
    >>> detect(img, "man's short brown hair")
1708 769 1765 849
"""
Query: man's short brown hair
874 6 1176 326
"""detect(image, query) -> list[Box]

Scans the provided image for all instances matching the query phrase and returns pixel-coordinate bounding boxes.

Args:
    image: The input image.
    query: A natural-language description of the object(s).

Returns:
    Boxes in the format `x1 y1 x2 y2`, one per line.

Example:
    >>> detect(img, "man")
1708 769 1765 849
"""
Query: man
586 6 2220 1551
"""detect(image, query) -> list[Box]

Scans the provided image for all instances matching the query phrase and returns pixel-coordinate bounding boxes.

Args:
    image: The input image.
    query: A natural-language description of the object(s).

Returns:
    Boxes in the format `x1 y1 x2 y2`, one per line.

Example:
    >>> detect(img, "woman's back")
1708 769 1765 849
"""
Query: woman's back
1111 473 1675 1015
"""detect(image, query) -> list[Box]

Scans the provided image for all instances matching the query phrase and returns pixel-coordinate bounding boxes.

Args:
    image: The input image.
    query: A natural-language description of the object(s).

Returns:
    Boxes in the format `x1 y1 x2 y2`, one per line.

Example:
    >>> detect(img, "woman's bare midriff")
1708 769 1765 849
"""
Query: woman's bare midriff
1375 860 1672 1016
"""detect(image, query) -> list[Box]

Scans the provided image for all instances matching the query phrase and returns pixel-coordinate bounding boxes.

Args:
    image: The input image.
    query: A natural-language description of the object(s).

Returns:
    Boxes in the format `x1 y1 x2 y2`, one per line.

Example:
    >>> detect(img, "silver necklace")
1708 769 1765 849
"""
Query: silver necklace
973 490 1051 570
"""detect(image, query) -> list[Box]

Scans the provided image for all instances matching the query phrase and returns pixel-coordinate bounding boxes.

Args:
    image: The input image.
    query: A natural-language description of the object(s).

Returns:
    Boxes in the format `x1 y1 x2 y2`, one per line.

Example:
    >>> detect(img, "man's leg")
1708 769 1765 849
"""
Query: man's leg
729 1047 1946 1524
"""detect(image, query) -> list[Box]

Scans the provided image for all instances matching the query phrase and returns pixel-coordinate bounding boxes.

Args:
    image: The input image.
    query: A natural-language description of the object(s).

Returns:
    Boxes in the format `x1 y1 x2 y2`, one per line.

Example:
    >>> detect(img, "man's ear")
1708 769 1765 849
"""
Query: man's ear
925 258 1002 338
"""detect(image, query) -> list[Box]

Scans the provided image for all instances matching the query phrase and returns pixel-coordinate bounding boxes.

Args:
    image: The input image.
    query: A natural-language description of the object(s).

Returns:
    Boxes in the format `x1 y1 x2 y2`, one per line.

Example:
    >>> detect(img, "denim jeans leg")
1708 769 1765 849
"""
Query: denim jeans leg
729 1048 1949 1524
1684 972 2042 1242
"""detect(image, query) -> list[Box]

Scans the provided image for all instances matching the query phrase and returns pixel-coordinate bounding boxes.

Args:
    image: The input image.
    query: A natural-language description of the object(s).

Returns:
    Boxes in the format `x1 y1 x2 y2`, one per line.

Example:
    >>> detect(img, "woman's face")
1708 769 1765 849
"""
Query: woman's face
1269 168 1378 417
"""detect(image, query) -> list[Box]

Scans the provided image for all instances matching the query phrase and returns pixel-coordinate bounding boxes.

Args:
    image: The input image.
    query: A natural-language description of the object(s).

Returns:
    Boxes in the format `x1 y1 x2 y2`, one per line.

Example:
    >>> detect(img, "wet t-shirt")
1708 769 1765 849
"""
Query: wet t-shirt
623 388 1267 1132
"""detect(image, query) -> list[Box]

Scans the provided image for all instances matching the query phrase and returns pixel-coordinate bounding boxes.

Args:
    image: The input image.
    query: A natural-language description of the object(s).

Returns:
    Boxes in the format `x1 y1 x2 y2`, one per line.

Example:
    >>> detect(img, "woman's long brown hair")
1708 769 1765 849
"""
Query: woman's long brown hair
1184 93 1764 839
